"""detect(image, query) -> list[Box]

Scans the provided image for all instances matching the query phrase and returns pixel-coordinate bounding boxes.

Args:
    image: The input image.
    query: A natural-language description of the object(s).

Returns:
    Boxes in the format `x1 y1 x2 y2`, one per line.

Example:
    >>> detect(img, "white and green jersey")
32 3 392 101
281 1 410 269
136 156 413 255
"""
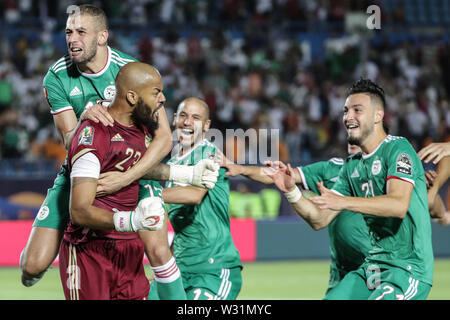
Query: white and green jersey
42 46 137 180
298 158 371 291
165 139 242 273
332 135 433 285
43 46 137 118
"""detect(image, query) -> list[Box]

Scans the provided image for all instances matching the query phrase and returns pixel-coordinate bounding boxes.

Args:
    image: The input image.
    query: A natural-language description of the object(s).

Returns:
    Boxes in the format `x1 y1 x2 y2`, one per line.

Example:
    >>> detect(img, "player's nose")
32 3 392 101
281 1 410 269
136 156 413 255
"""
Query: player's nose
183 116 193 126
344 110 354 122
67 33 79 44
158 92 166 103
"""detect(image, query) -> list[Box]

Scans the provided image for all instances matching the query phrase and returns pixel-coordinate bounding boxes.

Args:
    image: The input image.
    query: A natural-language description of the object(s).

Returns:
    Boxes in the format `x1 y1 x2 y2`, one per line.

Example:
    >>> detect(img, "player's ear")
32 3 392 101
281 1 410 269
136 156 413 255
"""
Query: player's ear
374 107 384 126
204 119 211 132
98 29 108 46
126 90 138 106
172 113 177 127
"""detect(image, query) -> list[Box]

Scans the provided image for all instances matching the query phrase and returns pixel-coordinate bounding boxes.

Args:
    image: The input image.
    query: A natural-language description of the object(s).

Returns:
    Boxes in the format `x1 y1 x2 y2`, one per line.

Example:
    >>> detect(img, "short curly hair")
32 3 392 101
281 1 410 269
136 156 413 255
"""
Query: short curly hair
347 78 386 109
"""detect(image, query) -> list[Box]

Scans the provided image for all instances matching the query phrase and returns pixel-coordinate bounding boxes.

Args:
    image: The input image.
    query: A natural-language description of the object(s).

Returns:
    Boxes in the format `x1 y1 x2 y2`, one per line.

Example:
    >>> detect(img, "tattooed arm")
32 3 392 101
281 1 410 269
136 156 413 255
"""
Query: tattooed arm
70 176 115 229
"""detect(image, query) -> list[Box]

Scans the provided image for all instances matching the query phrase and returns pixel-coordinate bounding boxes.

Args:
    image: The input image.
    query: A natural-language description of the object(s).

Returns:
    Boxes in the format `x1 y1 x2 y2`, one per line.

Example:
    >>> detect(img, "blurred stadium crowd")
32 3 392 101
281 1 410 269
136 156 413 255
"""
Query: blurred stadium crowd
0 0 449 175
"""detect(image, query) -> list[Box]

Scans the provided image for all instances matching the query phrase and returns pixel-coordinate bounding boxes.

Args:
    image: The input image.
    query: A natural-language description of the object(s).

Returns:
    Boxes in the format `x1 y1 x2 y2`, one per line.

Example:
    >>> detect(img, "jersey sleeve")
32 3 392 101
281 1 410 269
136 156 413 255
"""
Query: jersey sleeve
42 69 72 115
385 139 420 186
68 121 110 170
298 158 343 193
331 162 352 196
298 161 328 193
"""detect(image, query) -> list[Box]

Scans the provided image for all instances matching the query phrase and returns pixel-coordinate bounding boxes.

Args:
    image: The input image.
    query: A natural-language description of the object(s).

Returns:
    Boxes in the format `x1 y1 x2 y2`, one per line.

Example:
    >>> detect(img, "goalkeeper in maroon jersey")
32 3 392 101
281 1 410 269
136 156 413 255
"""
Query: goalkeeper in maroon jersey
60 62 169 300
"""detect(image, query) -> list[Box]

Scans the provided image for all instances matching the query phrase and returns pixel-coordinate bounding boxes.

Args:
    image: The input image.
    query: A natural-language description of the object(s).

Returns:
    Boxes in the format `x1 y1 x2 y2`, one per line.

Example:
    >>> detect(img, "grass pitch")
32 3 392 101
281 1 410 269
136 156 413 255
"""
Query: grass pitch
1 259 449 300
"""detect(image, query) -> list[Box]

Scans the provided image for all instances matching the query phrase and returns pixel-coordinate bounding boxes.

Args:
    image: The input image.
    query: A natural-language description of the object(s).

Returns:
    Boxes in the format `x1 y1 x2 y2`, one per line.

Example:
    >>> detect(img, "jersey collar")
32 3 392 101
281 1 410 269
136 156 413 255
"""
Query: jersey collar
362 135 391 159
76 46 111 78
174 138 208 162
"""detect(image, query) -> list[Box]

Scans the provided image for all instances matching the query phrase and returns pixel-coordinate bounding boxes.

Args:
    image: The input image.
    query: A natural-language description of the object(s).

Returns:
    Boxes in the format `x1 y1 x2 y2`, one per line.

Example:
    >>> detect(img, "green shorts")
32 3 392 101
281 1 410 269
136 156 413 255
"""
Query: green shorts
324 263 431 300
326 264 354 295
33 167 71 230
183 266 243 300
138 180 164 201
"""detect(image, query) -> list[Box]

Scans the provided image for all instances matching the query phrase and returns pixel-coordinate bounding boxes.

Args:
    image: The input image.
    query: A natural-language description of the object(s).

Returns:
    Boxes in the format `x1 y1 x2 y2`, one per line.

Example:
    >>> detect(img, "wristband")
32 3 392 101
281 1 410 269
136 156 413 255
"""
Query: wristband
284 186 302 203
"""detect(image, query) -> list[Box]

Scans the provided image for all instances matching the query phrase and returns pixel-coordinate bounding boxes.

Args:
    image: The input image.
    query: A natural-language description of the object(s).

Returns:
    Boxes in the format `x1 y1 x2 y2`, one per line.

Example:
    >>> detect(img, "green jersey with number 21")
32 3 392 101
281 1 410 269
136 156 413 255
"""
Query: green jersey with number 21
332 135 433 286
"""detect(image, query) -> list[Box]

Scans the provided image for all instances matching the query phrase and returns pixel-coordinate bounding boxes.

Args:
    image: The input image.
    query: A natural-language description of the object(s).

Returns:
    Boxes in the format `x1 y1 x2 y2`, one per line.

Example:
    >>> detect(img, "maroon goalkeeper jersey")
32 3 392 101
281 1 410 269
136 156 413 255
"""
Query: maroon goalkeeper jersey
65 119 150 244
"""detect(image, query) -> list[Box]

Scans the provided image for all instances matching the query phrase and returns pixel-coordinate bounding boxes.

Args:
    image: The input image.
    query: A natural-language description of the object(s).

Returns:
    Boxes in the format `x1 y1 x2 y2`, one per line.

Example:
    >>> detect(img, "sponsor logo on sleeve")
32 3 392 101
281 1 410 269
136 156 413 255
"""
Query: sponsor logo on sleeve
396 153 412 175
78 126 94 145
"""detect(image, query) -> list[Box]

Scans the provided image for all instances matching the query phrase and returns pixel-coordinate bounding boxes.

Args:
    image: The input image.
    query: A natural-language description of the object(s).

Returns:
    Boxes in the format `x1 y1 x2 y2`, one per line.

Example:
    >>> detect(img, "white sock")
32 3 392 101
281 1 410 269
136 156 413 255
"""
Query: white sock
151 256 181 283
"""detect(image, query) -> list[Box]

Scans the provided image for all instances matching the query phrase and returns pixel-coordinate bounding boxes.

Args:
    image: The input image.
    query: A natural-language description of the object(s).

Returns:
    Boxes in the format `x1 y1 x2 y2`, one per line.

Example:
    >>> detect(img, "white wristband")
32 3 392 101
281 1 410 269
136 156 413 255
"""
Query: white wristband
284 186 302 203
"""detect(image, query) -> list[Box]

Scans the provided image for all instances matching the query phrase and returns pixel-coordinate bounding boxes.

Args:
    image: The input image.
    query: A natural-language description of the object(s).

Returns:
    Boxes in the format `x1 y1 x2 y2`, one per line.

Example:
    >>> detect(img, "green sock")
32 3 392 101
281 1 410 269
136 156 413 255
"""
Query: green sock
149 257 187 300
147 281 160 300
155 277 186 300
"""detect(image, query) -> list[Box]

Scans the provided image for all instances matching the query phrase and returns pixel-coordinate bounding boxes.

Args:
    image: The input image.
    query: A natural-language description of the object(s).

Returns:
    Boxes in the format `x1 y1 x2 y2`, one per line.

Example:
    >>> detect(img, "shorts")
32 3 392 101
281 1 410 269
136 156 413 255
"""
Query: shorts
33 168 70 230
324 263 431 300
326 264 353 295
183 267 242 300
59 238 150 300
138 179 164 201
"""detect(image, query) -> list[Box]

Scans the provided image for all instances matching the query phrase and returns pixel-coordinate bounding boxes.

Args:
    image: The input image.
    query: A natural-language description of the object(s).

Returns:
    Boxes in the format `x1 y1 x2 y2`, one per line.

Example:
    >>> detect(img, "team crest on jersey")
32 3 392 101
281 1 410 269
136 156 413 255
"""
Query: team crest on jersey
371 159 382 175
103 85 116 100
37 205 50 221
78 126 94 145
396 153 412 175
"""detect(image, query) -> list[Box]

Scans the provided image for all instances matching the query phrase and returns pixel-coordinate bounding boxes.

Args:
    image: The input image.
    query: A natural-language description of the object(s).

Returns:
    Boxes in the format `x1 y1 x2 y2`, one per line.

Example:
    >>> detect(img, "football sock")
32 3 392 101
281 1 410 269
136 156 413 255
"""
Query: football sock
149 256 186 300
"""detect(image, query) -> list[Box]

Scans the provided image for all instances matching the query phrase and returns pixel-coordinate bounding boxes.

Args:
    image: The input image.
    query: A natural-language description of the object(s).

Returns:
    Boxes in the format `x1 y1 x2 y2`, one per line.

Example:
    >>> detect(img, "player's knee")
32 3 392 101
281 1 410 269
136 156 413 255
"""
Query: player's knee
146 245 172 266
20 250 50 277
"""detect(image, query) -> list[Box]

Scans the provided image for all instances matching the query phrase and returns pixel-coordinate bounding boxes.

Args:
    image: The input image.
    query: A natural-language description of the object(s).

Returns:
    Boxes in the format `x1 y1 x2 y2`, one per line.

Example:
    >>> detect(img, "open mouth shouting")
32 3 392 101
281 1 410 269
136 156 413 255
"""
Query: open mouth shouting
70 46 83 57
179 128 194 139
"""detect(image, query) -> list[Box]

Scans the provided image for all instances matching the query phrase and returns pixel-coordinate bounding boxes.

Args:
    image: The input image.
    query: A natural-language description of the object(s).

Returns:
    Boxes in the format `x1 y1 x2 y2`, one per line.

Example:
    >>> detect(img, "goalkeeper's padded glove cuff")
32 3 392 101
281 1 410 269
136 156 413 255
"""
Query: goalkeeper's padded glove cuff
169 164 194 185
113 211 135 232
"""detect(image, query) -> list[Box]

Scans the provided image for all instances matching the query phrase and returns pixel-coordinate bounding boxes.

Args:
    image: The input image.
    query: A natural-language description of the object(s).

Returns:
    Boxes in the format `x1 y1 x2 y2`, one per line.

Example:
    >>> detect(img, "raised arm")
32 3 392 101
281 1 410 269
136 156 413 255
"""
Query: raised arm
162 186 208 205
430 156 450 191
53 103 114 150
96 107 173 195
425 157 450 222
310 178 413 219
119 107 173 184
266 161 339 230
429 194 450 226
418 142 450 164
143 158 219 187
222 162 303 185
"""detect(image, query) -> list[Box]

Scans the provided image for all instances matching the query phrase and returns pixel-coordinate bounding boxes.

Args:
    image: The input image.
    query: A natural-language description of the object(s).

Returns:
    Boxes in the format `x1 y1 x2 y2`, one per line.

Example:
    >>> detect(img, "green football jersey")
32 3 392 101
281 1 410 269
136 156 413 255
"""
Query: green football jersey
165 139 242 273
332 135 433 285
42 46 137 179
43 46 137 118
298 158 371 290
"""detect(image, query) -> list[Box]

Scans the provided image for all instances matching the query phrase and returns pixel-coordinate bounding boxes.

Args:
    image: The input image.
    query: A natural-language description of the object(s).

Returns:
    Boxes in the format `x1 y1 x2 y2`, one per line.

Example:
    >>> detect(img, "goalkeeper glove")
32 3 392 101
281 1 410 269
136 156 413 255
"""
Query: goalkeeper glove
169 159 220 189
113 197 165 232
